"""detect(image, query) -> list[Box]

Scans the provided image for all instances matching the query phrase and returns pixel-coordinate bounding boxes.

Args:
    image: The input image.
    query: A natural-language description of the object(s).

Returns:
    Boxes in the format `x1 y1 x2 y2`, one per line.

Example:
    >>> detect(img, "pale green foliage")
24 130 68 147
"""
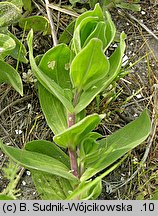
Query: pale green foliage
70 0 141 12
0 160 20 200
0 4 151 200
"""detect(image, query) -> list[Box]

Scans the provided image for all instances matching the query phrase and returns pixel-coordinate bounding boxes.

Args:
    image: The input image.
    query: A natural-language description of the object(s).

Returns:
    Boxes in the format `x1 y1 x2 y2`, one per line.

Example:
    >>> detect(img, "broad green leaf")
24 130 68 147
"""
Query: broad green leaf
81 109 151 181
83 21 107 49
0 194 14 200
39 44 72 90
27 29 74 113
22 0 32 12
38 44 73 134
25 140 70 168
0 2 21 27
74 32 126 113
31 171 73 200
70 38 110 92
8 32 28 63
19 16 50 35
38 86 68 134
7 0 23 9
25 140 73 200
0 141 78 183
104 11 116 51
0 33 16 57
0 60 23 96
54 114 104 149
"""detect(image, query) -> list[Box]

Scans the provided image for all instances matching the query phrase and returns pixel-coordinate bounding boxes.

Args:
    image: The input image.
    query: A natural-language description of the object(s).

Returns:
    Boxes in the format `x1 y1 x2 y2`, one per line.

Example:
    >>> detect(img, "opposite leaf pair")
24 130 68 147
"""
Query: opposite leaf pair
0 4 151 200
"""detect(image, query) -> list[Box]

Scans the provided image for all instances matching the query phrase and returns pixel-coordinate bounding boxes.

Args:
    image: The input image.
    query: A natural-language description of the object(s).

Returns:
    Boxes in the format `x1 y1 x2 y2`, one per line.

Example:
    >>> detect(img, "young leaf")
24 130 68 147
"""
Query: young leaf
70 38 110 92
72 3 104 54
27 29 74 113
19 16 50 35
0 2 21 27
72 16 99 54
75 3 104 29
81 109 151 181
74 32 126 113
54 114 104 149
83 21 107 49
0 141 78 183
0 60 23 96
25 140 70 168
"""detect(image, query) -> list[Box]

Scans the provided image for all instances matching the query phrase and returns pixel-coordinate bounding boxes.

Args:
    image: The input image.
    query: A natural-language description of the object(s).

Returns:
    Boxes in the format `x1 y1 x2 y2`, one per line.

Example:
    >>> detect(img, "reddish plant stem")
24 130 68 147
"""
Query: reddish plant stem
67 91 81 178
68 113 79 178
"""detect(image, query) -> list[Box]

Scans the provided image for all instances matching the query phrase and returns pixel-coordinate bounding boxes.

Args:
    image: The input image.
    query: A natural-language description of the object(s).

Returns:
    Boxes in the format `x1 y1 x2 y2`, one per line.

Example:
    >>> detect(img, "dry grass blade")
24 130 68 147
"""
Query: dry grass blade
44 0 58 46
119 10 158 42
48 3 79 18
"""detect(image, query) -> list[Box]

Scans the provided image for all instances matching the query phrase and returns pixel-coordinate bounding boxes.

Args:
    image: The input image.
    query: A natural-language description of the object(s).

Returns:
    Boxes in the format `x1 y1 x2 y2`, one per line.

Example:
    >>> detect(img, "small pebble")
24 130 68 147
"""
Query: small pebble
22 180 26 186
136 94 142 99
133 113 138 117
141 11 146 15
26 171 31 176
15 129 23 135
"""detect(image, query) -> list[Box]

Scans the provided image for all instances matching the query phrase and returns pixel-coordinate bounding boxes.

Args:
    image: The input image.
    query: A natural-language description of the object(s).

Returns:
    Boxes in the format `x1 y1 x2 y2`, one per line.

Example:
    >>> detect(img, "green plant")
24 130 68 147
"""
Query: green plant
70 0 141 11
0 4 151 200
0 0 51 95
0 160 20 200
0 0 25 95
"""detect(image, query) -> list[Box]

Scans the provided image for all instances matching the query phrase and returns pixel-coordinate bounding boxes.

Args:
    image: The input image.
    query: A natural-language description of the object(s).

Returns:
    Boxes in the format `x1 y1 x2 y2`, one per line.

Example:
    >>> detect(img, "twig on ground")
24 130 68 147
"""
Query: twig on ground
44 0 58 46
0 95 32 116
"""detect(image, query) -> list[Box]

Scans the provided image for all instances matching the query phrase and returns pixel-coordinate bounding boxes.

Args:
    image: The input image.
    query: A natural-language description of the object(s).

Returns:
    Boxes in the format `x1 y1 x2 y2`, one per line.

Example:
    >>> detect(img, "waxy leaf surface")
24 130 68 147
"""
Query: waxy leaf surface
27 29 74 113
38 44 72 134
81 110 151 181
75 32 126 113
0 141 78 182
54 114 104 149
70 38 109 92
